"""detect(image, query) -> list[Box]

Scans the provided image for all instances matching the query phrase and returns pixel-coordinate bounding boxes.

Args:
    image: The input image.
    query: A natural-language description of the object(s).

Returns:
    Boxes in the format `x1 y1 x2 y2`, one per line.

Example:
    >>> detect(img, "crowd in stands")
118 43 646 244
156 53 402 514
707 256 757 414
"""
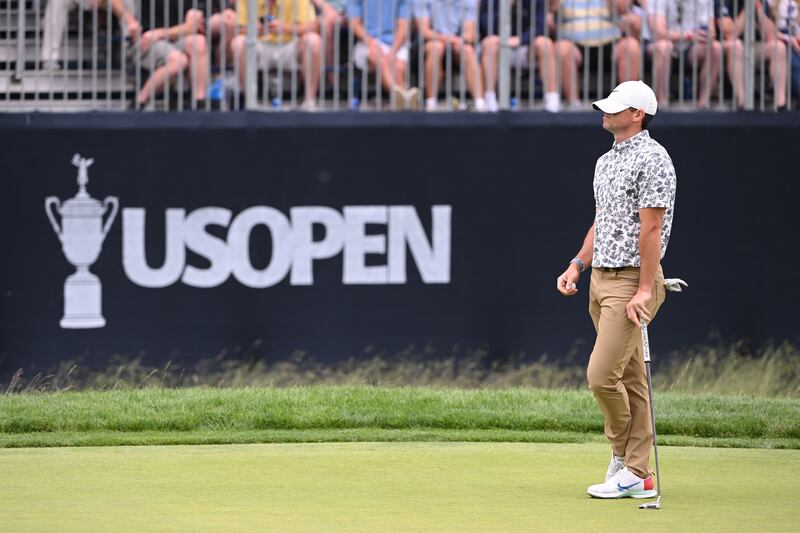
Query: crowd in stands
37 0 799 110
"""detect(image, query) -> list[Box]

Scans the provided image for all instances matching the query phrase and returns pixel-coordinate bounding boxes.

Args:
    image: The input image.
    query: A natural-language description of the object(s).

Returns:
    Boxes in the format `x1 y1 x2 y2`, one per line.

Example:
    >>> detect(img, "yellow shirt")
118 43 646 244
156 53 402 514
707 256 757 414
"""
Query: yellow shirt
237 0 317 44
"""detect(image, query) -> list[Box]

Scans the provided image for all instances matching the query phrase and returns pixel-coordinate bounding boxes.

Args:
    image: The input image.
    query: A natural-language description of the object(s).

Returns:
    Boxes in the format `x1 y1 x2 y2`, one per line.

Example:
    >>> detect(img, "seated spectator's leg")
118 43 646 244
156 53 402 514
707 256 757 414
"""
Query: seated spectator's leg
138 48 190 106
183 34 209 101
762 39 788 109
723 38 745 108
392 53 408 89
615 36 640 83
42 0 81 64
232 34 247 89
209 9 238 65
319 5 344 85
298 32 322 106
555 39 581 104
534 36 560 111
424 40 445 101
618 11 641 40
690 40 722 107
481 35 500 95
792 49 800 101
454 42 485 107
364 41 397 92
648 40 673 105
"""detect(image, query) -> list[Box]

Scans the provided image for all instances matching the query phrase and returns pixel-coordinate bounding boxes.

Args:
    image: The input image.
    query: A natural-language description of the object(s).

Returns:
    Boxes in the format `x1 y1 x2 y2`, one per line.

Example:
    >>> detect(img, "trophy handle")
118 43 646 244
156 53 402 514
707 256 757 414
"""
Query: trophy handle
101 196 119 237
45 197 62 237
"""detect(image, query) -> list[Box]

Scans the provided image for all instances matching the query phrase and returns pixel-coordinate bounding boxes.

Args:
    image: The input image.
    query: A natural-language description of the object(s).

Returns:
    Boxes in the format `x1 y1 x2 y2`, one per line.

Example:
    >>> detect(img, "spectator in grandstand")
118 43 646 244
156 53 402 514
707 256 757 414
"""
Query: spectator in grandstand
231 0 322 110
647 0 722 107
347 0 418 109
129 1 212 108
715 0 787 109
42 0 140 70
413 0 486 111
208 2 238 66
553 0 643 108
480 0 560 112
765 0 798 104
313 0 348 87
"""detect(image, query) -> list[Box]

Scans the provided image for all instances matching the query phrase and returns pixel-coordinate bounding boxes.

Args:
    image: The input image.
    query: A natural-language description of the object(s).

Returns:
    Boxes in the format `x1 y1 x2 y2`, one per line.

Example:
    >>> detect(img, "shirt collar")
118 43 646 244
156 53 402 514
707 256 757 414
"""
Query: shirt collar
612 130 650 152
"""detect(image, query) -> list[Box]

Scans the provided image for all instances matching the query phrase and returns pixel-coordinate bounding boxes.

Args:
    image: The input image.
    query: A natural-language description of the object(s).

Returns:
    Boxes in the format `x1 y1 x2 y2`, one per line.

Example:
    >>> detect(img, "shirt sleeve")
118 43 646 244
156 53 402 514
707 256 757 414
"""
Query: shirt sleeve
464 0 478 22
638 151 676 209
237 0 248 27
398 0 409 19
412 0 429 19
647 0 669 17
347 0 362 19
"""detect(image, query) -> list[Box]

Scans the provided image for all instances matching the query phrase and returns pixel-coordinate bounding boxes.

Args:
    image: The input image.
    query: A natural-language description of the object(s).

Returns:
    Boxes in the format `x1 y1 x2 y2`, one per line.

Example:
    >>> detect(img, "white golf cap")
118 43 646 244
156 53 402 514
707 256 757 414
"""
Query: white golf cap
592 80 658 115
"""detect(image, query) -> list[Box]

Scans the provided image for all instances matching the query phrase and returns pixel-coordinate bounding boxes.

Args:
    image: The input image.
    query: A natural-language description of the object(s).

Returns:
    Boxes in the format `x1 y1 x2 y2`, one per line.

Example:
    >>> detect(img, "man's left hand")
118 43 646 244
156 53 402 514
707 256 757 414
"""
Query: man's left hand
626 289 652 327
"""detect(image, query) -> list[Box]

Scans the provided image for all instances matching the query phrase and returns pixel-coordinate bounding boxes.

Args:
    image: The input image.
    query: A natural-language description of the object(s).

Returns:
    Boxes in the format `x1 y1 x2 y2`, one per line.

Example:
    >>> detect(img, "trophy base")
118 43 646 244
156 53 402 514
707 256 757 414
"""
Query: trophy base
60 316 106 329
61 269 106 329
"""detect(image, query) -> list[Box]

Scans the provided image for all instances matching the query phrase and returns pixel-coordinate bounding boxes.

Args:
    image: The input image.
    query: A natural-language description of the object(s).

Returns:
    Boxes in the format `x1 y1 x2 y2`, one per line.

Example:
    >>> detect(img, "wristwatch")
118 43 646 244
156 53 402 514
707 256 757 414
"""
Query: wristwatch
570 257 586 272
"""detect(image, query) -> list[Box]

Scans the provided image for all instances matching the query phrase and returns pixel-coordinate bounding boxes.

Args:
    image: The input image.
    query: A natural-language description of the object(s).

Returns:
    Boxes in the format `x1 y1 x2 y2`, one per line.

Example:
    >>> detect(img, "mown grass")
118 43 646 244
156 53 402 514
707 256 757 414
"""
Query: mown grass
1 387 798 448
6 340 799 396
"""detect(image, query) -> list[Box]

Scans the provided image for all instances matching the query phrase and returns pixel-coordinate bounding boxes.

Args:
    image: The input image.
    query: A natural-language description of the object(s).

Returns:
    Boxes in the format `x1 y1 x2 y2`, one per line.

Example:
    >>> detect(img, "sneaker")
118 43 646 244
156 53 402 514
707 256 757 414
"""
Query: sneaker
425 97 437 112
391 85 406 110
405 87 420 111
606 454 625 481
298 99 318 112
587 467 657 499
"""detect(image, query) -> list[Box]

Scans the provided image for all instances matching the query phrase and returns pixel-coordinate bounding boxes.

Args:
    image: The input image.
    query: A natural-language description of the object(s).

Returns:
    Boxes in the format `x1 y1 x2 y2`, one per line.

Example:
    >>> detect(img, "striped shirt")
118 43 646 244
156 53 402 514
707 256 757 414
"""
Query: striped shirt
558 0 620 47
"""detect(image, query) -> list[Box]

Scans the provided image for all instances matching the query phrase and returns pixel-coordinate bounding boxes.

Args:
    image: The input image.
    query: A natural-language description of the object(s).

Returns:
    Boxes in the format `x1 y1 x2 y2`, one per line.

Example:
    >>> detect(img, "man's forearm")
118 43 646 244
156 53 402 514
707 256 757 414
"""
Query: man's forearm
351 19 369 43
638 226 660 293
575 223 595 267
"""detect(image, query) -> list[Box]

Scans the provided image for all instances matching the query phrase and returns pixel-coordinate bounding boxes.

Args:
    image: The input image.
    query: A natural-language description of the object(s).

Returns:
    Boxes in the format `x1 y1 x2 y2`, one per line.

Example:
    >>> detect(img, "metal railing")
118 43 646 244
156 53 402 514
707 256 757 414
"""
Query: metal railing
0 0 796 111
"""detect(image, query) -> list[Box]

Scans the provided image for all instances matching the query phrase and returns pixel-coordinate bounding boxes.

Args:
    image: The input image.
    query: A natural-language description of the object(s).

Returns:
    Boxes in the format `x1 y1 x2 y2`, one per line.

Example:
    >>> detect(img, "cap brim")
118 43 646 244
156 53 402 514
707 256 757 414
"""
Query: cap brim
592 98 628 114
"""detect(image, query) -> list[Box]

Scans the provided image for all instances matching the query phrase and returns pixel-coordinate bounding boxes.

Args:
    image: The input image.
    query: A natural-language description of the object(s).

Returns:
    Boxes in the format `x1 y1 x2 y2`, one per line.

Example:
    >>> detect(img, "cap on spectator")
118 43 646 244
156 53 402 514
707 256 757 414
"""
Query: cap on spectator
592 81 658 115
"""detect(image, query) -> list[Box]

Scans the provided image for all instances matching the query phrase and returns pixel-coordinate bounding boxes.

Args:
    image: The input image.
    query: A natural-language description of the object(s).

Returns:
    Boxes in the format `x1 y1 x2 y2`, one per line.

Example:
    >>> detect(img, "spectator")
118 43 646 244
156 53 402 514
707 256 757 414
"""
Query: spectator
132 0 210 108
765 0 798 105
42 0 140 70
231 0 322 110
553 0 642 108
413 0 486 111
715 0 786 109
480 0 561 112
348 0 418 109
647 0 722 107
313 0 348 87
208 2 238 66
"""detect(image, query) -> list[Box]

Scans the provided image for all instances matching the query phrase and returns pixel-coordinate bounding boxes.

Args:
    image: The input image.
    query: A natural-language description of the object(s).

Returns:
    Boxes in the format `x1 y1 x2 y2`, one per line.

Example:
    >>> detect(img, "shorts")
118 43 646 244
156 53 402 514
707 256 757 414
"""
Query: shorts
134 39 184 71
353 40 409 70
256 39 300 71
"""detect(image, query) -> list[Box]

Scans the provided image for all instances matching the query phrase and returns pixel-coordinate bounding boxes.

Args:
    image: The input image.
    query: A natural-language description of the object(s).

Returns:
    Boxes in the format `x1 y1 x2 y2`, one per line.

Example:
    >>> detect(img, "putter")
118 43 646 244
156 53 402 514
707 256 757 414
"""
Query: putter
638 320 662 510
637 278 686 509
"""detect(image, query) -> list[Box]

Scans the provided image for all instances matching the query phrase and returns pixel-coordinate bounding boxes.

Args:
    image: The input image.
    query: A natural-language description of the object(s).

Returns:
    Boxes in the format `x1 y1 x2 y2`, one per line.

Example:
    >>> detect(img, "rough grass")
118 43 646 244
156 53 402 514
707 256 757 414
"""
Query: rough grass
1 387 798 448
5 340 800 396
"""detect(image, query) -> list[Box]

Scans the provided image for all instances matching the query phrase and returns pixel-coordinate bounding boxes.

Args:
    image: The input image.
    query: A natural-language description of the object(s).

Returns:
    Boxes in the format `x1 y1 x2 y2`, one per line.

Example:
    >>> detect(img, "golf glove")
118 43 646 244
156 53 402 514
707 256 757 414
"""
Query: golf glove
664 278 688 293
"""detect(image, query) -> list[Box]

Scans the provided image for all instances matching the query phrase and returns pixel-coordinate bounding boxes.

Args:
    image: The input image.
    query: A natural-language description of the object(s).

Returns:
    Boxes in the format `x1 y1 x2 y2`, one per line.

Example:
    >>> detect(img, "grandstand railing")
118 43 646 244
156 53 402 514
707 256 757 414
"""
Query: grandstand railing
0 0 795 112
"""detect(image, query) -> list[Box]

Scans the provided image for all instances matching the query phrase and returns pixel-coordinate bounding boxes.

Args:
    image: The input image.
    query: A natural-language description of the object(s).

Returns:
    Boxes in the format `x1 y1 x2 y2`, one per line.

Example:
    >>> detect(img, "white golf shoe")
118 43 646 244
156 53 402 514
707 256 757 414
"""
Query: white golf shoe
606 454 626 481
587 467 657 499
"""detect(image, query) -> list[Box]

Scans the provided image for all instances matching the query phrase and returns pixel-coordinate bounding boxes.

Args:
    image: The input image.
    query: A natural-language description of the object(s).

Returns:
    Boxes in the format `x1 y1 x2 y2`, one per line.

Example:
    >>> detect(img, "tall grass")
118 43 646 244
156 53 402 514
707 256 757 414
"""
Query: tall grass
5 340 799 396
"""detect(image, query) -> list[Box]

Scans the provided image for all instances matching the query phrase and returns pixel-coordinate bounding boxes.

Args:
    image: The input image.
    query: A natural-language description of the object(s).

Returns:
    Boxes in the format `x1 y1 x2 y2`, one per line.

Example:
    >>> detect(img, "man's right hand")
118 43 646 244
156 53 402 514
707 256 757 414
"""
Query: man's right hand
556 264 580 296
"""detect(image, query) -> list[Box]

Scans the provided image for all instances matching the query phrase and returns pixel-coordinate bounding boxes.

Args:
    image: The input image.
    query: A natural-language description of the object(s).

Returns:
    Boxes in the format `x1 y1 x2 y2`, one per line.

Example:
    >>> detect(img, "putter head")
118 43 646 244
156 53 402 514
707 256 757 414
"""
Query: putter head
639 498 661 510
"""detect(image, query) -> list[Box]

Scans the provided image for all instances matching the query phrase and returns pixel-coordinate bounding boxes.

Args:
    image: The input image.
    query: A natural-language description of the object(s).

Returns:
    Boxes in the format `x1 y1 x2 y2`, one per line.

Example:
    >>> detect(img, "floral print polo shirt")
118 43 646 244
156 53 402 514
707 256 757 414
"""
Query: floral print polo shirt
592 130 677 268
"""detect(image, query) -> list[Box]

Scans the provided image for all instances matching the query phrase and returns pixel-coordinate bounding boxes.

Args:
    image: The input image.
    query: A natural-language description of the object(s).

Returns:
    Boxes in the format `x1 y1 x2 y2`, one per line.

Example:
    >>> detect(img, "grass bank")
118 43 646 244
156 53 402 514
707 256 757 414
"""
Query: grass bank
2 386 798 448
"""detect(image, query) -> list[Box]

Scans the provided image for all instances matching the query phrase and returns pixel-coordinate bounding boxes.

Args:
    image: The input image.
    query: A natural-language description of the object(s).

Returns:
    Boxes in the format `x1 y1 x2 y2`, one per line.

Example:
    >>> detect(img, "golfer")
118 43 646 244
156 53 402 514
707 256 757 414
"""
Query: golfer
556 80 676 499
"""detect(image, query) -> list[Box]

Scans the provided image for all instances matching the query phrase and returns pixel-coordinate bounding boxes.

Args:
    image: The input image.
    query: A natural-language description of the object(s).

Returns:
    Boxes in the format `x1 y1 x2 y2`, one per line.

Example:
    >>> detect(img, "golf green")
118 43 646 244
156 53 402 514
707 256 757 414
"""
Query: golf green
1 442 796 531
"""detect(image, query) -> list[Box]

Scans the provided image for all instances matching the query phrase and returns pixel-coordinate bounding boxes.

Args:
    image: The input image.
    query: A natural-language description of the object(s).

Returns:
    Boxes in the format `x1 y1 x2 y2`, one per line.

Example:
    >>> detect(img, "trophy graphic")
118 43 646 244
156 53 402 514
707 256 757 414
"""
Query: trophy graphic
45 154 119 328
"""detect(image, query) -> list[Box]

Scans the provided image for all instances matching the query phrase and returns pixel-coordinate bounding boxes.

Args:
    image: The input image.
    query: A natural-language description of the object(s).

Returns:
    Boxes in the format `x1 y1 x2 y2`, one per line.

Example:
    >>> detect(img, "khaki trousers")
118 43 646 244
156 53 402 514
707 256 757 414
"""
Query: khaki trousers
587 266 665 479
